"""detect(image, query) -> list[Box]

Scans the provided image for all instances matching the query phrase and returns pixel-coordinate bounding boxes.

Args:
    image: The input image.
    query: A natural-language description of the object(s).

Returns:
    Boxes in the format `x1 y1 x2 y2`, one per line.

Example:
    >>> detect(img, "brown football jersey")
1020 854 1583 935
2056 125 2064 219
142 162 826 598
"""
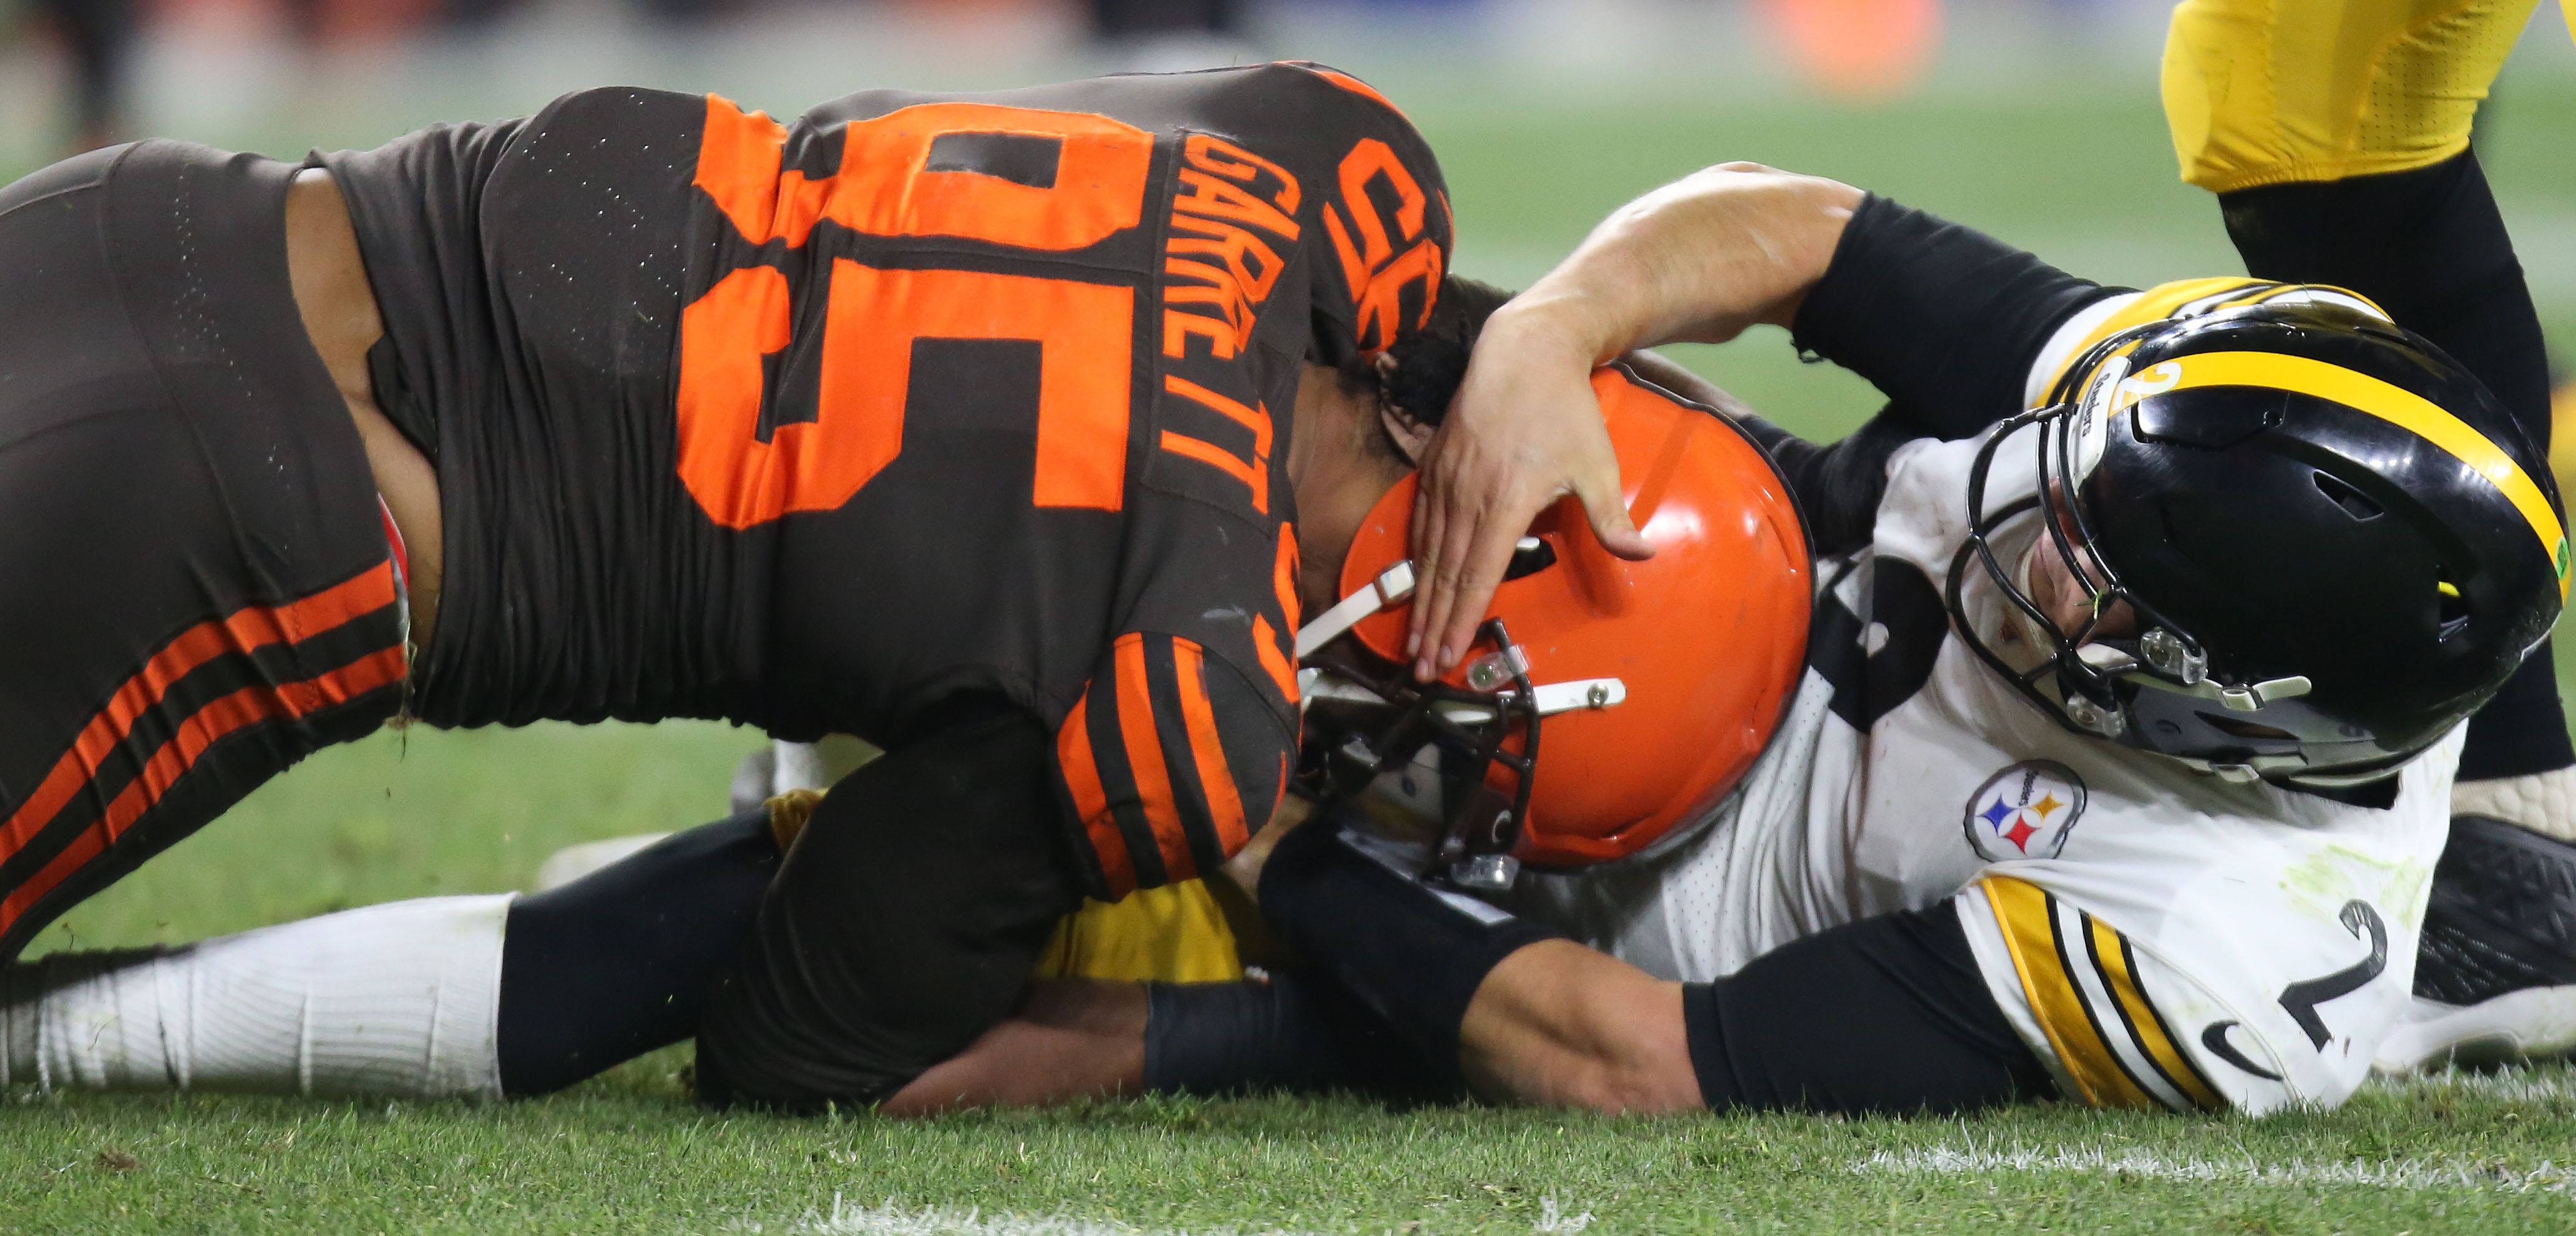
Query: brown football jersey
319 64 1453 893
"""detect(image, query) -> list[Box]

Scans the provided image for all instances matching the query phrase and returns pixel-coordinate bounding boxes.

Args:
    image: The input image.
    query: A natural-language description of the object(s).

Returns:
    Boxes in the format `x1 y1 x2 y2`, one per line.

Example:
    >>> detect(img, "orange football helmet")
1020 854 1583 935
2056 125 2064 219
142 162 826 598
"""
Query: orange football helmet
1295 365 1813 885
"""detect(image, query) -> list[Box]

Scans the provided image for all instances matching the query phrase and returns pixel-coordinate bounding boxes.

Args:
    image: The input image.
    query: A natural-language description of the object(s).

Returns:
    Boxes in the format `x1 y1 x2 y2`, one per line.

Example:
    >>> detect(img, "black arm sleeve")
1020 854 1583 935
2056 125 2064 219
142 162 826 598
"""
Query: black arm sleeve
1143 971 1465 1102
1683 900 2055 1114
1790 194 2124 441
2217 152 2570 780
1257 819 1564 1076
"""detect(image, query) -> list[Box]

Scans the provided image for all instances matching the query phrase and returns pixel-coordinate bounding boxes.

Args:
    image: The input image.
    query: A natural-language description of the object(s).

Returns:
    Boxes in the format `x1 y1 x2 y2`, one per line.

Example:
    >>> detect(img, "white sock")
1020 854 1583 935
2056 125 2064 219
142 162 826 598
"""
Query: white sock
2454 766 2576 844
1 894 511 1099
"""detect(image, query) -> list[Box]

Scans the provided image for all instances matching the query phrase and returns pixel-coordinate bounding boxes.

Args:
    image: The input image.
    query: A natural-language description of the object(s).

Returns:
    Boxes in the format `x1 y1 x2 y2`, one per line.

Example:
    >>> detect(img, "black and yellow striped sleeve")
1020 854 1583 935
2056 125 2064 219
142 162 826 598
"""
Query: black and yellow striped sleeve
1053 632 1294 900
1978 875 2226 1112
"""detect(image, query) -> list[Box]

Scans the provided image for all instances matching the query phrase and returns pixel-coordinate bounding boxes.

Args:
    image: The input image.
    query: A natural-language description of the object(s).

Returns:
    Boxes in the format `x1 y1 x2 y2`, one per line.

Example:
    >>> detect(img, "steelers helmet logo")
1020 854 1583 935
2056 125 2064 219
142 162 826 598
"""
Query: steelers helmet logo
1963 760 2088 862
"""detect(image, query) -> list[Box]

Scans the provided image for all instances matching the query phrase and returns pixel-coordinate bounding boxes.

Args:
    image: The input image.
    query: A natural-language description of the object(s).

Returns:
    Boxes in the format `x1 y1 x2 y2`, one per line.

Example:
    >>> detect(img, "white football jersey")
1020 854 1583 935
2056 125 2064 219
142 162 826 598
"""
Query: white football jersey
1514 279 2457 1114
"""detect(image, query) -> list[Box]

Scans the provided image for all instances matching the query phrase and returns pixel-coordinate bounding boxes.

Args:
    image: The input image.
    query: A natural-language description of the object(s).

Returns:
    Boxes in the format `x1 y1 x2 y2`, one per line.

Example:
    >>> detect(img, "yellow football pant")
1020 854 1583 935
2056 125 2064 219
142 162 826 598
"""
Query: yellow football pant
1032 880 1247 983
2162 0 2551 192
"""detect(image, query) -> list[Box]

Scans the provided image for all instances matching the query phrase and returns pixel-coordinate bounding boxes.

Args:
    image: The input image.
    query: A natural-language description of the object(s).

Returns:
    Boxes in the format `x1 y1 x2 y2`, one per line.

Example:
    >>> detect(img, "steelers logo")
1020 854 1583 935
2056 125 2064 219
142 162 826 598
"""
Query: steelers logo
1963 760 2088 862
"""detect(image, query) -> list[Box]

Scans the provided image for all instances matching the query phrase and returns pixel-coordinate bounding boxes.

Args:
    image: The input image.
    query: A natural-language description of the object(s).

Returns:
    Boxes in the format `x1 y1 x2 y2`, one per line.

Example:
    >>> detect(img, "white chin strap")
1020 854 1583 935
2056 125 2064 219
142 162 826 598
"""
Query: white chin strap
1292 556 1627 720
1295 561 1417 660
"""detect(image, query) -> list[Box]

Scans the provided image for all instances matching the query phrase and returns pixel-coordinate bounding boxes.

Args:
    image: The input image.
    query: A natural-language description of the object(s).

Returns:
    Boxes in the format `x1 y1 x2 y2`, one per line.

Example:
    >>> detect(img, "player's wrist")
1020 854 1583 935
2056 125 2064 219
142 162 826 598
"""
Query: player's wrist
1257 819 1567 1069
1480 292 1616 371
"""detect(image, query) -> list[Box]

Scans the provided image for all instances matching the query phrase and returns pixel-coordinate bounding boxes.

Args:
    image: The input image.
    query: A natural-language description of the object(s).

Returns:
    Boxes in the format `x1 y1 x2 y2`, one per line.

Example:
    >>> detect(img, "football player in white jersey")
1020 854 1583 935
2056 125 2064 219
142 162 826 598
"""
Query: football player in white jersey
1181 0 2576 1113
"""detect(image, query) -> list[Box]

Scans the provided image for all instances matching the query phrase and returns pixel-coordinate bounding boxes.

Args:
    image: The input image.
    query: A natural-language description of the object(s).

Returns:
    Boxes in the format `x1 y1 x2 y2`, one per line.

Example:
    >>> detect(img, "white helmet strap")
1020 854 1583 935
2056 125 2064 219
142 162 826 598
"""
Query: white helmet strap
1295 561 1416 660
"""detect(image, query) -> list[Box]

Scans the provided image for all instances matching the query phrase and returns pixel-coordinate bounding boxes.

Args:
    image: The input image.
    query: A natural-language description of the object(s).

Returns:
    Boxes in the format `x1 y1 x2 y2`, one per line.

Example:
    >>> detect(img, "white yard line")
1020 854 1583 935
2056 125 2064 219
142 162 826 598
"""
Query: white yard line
1854 1137 2576 1195
755 1197 1315 1236
752 1194 1594 1236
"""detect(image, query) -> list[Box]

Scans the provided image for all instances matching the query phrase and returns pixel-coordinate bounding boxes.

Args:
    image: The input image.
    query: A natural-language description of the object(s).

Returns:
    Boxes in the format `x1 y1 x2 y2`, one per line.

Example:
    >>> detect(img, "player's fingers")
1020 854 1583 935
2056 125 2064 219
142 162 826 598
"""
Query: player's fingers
1407 476 1442 660
1435 514 1531 677
1413 479 1491 680
1573 461 1656 562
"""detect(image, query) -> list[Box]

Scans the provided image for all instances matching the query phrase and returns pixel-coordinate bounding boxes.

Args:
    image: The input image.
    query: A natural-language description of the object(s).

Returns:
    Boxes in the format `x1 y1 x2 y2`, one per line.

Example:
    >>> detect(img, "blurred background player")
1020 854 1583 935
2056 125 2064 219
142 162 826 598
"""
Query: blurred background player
1089 0 1252 69
17 0 137 154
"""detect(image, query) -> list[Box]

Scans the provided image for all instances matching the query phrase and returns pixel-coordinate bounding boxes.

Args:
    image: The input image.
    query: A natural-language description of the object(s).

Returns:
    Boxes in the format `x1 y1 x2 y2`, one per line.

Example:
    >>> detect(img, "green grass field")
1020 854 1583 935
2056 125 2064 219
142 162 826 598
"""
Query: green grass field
9 62 2576 1235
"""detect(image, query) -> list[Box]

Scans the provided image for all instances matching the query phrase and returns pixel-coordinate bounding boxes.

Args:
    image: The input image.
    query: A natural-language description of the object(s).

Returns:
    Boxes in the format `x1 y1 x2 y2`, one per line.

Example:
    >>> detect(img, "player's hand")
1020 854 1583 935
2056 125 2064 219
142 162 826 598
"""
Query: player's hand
1405 308 1656 680
1219 792 1319 906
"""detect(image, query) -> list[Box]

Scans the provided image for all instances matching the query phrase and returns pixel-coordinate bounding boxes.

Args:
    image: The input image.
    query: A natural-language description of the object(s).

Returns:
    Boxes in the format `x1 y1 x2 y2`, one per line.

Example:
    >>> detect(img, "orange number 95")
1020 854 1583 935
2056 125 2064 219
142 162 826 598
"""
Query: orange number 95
676 97 1156 529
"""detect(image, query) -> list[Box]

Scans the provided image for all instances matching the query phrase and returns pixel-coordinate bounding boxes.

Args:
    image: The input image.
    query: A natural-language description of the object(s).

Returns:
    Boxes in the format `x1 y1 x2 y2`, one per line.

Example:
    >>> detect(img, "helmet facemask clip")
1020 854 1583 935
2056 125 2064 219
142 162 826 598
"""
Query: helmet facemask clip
1296 617 1543 891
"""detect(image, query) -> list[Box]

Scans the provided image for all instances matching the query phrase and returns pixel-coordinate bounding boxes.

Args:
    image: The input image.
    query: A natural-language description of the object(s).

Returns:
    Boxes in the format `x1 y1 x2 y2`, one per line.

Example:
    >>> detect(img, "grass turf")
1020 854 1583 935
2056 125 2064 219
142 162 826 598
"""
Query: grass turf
9 72 2576 1234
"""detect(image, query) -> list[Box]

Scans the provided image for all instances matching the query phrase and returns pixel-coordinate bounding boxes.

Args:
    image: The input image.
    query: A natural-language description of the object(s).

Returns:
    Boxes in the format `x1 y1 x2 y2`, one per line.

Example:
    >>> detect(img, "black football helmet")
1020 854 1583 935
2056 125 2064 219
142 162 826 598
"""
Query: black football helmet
1950 294 2567 789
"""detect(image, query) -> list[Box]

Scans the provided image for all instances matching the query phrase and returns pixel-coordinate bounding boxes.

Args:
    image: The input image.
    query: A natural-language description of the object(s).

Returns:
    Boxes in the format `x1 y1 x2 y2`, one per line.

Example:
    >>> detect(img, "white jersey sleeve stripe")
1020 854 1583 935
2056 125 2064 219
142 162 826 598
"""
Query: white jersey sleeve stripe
2070 903 2222 1112
2092 923 2226 1110
2049 893 2194 1112
2021 293 2139 410
1980 875 2162 1109
2019 277 2398 415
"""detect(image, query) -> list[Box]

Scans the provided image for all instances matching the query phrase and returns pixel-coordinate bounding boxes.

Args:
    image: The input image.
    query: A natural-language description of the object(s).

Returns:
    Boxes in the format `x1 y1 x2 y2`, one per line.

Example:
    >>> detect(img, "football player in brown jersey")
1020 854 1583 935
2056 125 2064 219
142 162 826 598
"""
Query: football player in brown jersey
0 62 1470 1108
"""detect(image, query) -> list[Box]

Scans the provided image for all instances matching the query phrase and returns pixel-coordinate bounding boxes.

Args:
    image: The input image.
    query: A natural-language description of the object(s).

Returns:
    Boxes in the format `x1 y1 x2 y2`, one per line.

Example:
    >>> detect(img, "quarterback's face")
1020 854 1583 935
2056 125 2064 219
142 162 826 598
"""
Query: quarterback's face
2022 537 2137 642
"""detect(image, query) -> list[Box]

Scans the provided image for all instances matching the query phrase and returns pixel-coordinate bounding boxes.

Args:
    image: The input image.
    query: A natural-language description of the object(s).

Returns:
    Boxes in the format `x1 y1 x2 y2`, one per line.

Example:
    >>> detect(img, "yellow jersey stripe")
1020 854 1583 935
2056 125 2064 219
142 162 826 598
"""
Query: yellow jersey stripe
2052 902 2182 1111
2086 915 2225 1111
2122 350 2570 601
1981 876 2159 1109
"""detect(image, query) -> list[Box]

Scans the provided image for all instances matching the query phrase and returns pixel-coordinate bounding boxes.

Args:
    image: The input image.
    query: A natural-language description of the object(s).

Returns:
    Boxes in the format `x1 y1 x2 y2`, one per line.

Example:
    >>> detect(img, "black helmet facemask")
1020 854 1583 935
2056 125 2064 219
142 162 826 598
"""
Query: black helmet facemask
1946 329 2406 790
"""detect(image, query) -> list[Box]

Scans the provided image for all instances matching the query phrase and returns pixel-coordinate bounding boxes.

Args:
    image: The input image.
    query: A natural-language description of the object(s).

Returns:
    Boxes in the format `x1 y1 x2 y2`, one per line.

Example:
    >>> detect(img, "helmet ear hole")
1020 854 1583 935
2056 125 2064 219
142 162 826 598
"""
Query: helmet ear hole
2312 471 2384 521
1503 536 1558 581
2437 578 2473 640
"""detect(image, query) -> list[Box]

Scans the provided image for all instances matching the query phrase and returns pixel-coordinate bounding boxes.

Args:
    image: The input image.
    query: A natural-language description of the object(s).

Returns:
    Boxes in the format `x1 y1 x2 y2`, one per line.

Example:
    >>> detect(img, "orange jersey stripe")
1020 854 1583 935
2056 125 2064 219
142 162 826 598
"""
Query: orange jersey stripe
0 563 401 865
1056 693 1135 898
0 644 408 941
1171 641 1251 855
1113 635 1197 883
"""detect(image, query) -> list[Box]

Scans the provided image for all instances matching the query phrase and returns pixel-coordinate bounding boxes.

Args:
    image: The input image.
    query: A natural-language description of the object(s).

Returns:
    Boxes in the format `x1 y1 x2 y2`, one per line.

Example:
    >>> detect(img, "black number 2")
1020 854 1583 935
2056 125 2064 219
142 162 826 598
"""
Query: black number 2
2278 900 2388 1051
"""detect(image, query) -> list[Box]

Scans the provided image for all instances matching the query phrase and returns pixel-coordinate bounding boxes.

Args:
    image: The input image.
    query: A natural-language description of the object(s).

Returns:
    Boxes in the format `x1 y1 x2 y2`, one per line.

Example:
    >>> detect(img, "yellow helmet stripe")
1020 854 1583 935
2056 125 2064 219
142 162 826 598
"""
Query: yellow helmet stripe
2117 350 2570 602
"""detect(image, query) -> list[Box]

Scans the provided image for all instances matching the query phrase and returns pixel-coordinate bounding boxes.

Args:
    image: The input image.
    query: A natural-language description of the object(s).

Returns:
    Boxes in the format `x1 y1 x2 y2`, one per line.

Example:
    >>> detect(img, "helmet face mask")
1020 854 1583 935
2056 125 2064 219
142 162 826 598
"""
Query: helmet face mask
1297 617 1543 888
1949 300 2567 791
